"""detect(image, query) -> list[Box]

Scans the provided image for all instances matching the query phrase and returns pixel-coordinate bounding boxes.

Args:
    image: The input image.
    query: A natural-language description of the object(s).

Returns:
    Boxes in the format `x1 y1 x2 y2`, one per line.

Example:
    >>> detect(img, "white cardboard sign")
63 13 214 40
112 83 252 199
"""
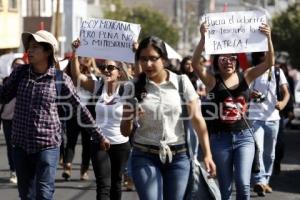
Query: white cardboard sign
77 18 141 63
202 11 267 54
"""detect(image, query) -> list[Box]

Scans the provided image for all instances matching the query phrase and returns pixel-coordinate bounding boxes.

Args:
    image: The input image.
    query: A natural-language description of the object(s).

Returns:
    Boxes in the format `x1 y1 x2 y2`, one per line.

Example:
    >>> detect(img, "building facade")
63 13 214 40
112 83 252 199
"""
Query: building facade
0 0 22 54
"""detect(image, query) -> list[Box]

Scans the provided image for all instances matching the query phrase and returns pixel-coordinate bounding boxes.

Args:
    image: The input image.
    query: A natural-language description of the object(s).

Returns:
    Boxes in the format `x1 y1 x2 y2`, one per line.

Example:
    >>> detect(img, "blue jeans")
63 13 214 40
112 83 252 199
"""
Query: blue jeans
2 120 15 171
13 147 59 200
210 129 255 200
131 149 190 200
252 120 279 184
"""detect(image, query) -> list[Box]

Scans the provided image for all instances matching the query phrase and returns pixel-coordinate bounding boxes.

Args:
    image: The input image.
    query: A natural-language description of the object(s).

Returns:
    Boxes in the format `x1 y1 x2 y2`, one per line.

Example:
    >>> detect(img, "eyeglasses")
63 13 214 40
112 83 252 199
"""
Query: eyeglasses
219 56 238 64
99 64 119 72
139 56 161 63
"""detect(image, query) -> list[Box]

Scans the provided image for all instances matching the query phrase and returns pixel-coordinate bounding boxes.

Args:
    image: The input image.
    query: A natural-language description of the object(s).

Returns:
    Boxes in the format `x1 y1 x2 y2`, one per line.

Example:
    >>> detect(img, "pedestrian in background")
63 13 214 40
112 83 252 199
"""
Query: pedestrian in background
274 62 295 175
0 30 109 200
180 55 207 98
248 52 290 196
0 57 25 184
121 36 216 200
62 56 98 181
192 22 274 200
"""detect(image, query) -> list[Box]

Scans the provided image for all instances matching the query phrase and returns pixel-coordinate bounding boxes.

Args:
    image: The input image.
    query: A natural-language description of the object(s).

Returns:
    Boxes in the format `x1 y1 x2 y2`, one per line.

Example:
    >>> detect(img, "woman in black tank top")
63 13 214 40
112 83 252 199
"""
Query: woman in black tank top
191 22 274 200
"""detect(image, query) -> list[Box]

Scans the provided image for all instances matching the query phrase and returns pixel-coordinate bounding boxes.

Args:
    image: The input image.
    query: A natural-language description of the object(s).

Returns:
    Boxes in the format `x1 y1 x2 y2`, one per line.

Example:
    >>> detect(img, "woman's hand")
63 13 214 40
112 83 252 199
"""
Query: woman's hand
71 38 81 52
132 41 139 53
99 136 110 151
200 22 208 39
259 23 271 39
203 156 217 178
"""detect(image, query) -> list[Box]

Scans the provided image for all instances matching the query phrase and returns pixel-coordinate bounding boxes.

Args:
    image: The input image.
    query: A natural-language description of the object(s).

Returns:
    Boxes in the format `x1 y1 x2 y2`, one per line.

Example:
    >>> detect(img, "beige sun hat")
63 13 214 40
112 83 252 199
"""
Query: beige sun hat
22 30 58 62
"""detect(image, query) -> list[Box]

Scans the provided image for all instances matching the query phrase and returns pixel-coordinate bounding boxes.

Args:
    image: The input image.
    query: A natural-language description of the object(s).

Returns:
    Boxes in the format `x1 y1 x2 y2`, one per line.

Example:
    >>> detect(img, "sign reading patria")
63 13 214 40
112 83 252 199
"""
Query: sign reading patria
202 11 267 54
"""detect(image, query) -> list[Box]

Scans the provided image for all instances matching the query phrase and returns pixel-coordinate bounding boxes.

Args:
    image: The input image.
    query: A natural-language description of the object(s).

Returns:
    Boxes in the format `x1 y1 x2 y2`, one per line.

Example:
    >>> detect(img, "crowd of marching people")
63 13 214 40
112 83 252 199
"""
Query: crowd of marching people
0 14 297 200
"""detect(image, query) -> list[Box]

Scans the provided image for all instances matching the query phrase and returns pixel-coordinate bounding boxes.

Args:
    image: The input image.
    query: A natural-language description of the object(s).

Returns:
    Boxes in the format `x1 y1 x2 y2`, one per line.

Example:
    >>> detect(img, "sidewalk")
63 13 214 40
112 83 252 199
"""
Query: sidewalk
0 129 299 199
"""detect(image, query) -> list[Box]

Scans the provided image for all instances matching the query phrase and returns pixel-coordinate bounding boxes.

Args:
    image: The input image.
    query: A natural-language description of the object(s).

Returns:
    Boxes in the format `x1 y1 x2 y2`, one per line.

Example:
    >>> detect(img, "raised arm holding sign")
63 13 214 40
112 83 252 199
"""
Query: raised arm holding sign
70 27 134 199
191 10 274 200
192 11 274 91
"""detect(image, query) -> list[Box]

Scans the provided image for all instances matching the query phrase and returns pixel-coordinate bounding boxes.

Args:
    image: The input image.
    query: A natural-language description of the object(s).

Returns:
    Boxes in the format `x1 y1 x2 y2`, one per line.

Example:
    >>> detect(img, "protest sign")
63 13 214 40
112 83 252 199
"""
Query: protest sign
202 11 267 54
77 18 141 63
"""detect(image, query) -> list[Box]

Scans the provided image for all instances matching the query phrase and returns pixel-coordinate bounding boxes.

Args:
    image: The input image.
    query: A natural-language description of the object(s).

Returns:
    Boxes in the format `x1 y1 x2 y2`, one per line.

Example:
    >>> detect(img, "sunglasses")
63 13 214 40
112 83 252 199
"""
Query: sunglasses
219 56 238 64
99 64 119 72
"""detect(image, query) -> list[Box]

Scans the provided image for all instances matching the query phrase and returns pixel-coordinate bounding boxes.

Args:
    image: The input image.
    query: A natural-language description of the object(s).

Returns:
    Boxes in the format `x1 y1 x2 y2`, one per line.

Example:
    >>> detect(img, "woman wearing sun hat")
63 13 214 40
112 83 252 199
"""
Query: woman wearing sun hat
0 30 110 200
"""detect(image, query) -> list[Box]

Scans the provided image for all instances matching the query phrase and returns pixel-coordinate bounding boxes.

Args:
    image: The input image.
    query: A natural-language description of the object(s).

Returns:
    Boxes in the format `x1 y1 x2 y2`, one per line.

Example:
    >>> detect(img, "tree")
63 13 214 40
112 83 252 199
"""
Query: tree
272 3 300 69
103 0 179 47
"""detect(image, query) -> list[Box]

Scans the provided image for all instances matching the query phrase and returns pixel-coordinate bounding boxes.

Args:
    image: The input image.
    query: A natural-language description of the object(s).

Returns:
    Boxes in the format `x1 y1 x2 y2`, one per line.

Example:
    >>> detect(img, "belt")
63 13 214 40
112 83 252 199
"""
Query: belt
133 142 187 155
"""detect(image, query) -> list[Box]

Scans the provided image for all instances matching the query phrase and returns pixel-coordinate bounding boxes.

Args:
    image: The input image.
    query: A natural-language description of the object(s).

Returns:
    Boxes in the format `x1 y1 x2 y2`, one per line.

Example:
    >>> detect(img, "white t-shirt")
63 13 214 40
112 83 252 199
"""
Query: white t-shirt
94 81 129 144
126 71 198 146
248 66 288 121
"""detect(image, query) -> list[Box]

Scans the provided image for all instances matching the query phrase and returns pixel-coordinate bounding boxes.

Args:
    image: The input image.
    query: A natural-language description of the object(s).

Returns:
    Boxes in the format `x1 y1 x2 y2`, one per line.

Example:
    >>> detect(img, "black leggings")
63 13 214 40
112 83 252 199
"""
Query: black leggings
91 141 131 200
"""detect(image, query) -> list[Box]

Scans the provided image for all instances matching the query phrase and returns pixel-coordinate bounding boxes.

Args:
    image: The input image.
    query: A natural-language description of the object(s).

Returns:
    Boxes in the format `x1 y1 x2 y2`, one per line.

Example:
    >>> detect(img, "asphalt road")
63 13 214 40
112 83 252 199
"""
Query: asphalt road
0 129 299 200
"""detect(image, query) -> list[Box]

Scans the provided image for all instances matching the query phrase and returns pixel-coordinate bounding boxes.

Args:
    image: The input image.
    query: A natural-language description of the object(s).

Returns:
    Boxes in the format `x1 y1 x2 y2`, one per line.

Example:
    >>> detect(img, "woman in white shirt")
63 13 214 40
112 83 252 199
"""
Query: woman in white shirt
120 36 216 200
71 41 131 200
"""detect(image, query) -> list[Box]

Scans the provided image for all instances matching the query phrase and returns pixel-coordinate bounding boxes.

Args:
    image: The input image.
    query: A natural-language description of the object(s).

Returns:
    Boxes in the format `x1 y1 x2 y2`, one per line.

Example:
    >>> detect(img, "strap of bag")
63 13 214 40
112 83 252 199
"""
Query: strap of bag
275 67 281 101
177 75 195 159
54 69 68 130
55 69 63 97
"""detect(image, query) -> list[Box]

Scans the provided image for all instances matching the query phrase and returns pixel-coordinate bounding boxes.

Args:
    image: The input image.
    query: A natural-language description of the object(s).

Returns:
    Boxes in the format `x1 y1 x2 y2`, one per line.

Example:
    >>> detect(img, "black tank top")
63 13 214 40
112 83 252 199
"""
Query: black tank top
207 72 250 133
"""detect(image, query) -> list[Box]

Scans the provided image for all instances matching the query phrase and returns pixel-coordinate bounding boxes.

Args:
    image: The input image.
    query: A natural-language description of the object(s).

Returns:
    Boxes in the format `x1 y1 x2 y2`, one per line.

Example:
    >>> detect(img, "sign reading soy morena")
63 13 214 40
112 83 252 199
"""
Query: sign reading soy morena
77 18 141 63
202 11 267 54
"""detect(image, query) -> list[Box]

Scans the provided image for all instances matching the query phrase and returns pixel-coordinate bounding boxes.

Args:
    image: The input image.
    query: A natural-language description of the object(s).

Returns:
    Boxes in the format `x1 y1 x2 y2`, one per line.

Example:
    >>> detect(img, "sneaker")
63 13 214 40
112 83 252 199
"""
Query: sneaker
265 184 273 193
253 184 266 197
62 163 72 181
123 173 134 191
9 172 17 184
80 165 89 181
80 171 89 181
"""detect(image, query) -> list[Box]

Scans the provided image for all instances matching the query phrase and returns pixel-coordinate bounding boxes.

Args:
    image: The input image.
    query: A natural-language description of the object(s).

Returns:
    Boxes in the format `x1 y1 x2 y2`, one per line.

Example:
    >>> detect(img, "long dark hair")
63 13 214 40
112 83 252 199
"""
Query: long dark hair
134 36 169 102
180 56 192 74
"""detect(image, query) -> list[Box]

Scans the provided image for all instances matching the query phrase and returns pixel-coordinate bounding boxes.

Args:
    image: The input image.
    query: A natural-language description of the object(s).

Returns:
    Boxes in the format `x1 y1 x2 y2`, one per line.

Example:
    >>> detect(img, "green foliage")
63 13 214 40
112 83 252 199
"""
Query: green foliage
103 1 179 47
272 3 300 68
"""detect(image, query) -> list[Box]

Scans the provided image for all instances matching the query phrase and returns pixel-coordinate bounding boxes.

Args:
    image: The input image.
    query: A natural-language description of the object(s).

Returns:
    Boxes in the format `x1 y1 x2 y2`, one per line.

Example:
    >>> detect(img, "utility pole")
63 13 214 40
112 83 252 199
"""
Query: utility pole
174 0 184 53
54 0 60 40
